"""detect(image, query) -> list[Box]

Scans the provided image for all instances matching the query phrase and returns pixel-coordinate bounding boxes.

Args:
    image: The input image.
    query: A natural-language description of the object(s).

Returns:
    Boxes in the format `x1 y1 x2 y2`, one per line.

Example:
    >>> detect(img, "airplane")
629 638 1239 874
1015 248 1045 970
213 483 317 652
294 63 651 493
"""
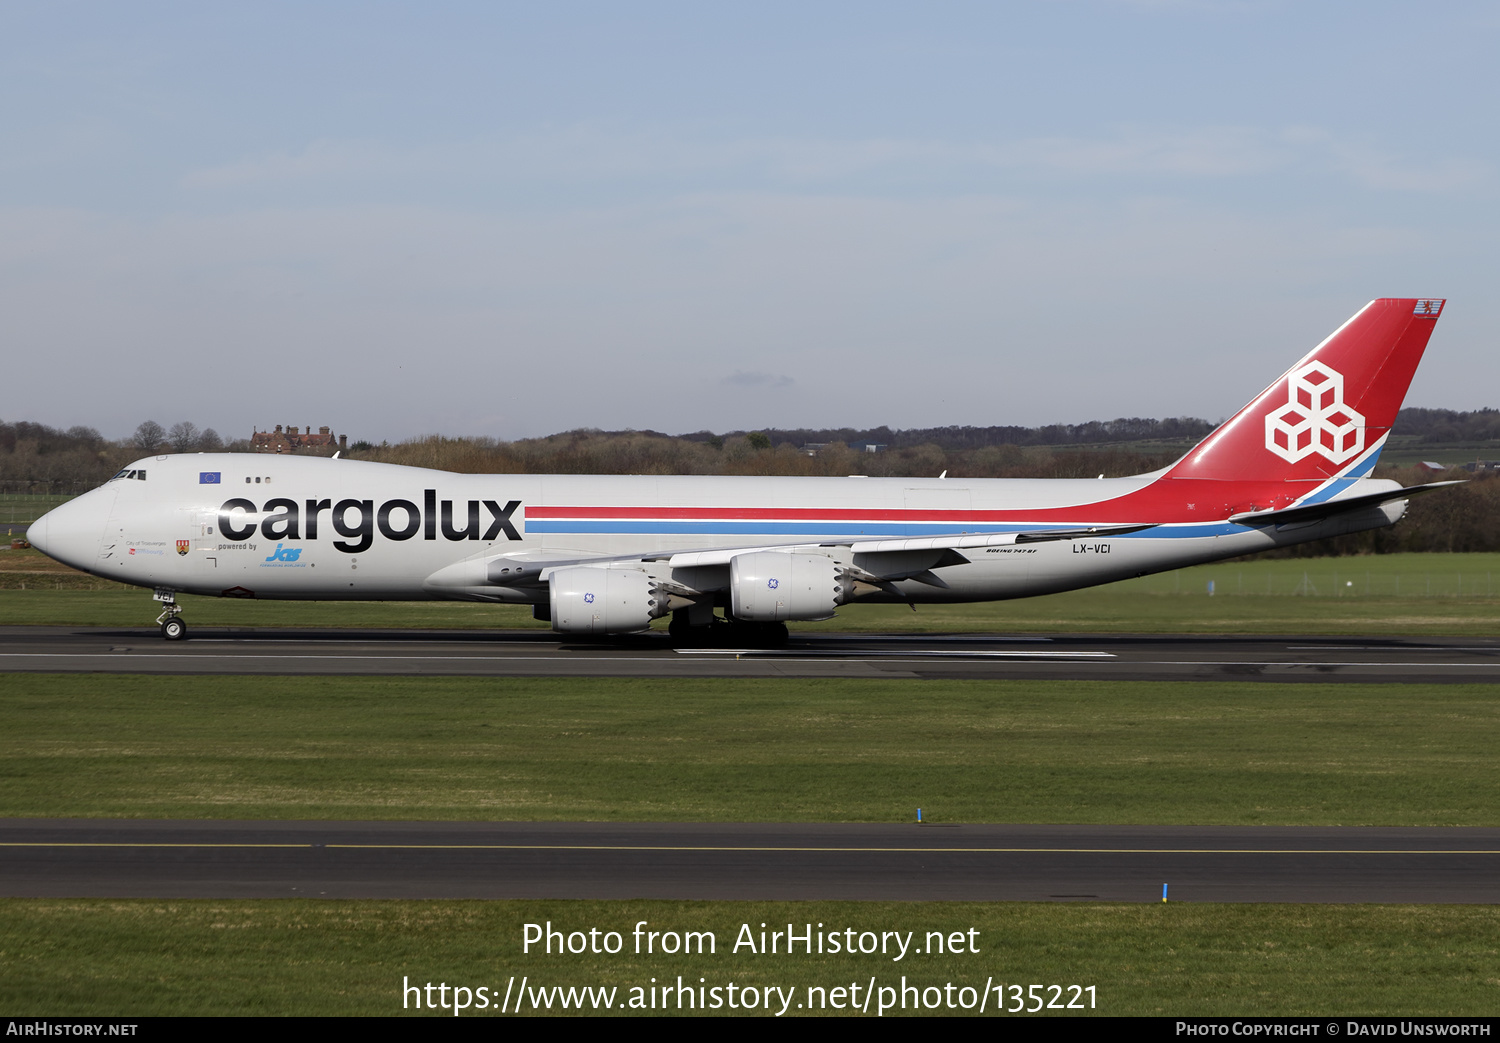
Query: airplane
27 297 1457 644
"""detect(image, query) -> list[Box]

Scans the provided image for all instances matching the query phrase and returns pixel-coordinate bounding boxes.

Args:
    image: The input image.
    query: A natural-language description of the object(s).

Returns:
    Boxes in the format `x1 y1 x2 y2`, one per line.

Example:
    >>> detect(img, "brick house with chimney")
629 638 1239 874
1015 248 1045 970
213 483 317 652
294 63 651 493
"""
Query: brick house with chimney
250 425 349 454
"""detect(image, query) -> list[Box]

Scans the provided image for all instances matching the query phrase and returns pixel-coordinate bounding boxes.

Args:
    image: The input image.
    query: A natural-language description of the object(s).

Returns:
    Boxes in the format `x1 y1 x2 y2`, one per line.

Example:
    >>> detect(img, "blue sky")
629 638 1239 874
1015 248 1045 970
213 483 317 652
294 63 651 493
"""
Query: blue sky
3 2 1496 441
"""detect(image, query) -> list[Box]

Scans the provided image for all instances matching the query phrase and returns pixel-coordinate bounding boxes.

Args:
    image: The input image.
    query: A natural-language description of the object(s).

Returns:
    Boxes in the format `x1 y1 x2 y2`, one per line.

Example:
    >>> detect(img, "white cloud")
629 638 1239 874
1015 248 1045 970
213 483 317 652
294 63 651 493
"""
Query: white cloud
1326 142 1490 193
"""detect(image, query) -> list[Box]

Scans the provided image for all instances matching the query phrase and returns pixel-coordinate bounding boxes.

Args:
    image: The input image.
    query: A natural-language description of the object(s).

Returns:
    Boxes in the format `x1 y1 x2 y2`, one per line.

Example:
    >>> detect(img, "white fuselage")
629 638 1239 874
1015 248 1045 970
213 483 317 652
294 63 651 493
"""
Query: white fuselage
29 453 1401 607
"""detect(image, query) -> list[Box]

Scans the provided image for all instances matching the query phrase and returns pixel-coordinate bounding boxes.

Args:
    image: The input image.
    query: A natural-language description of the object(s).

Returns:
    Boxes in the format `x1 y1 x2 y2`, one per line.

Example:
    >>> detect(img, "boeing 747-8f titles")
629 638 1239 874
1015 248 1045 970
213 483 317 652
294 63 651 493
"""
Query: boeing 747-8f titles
28 298 1457 643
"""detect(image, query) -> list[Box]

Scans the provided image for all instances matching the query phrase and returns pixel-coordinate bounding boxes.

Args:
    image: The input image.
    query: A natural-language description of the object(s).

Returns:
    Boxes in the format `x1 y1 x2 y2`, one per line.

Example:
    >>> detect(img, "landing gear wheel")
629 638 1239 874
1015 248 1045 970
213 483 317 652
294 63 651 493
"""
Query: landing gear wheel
739 621 788 647
669 605 716 648
720 619 789 648
161 617 187 641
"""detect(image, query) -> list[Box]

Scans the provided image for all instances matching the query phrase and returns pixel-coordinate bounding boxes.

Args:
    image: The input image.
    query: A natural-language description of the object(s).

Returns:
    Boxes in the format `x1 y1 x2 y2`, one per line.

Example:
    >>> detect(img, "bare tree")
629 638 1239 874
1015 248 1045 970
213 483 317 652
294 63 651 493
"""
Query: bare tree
168 421 200 454
198 428 224 452
132 420 166 453
65 426 102 444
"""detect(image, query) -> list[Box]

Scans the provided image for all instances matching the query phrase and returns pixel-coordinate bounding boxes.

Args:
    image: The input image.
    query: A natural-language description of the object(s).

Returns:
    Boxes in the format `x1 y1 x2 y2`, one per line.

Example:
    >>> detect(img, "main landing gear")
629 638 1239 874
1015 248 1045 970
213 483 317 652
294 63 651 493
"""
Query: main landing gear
154 590 187 641
668 608 788 648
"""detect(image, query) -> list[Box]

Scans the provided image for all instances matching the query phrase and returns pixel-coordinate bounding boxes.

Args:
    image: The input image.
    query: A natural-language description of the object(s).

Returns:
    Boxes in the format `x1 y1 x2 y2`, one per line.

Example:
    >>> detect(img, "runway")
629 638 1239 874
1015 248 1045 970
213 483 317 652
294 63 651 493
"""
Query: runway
4 820 1499 902
2 626 1500 682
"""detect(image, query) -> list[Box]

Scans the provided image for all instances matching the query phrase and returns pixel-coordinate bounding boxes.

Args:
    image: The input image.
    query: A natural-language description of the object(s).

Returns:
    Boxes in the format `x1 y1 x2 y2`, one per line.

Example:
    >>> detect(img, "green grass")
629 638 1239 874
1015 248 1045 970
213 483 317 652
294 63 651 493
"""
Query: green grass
3 899 1497 1016
1377 436 1500 470
4 675 1497 825
0 493 78 528
4 550 1500 633
4 553 1497 1018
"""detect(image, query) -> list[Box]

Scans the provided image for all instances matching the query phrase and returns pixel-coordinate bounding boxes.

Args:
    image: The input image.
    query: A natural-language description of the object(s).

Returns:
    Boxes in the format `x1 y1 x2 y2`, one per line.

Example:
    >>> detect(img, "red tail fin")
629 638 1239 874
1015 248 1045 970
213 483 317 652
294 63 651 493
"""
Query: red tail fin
1166 298 1444 483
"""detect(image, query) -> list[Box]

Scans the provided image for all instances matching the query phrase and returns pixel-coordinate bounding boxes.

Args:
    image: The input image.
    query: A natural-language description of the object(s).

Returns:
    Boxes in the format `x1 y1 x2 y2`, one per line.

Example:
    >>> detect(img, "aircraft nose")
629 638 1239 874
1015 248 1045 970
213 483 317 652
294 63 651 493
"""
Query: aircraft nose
25 513 47 554
27 493 108 570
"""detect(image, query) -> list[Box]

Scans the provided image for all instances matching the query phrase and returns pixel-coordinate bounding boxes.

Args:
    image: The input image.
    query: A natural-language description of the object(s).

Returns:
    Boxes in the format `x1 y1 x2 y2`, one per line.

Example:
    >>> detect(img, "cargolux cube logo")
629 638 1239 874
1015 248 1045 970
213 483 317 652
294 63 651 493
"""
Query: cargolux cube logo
1264 361 1365 464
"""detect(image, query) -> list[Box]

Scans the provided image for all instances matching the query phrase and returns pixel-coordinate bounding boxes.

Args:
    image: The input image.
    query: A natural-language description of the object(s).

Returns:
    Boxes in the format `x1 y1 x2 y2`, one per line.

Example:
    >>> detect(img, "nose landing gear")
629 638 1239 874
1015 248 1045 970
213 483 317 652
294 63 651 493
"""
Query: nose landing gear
153 590 187 641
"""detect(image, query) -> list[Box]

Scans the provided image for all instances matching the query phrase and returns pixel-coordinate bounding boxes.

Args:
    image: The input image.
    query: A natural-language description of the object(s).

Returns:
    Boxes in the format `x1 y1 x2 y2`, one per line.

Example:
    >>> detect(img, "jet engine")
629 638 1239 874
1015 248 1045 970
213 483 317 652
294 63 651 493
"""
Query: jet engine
729 551 847 622
549 567 670 634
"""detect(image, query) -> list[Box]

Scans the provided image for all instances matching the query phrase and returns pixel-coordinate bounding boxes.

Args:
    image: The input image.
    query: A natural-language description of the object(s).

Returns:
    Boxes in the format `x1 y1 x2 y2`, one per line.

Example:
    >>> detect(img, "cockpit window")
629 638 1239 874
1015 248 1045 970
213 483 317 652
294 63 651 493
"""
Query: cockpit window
109 469 148 481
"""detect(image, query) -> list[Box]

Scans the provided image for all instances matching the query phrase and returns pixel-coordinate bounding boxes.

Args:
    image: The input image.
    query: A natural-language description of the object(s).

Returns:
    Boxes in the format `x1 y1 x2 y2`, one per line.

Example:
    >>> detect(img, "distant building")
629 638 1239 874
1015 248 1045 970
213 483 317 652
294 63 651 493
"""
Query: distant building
800 442 887 456
251 425 348 454
1462 461 1500 473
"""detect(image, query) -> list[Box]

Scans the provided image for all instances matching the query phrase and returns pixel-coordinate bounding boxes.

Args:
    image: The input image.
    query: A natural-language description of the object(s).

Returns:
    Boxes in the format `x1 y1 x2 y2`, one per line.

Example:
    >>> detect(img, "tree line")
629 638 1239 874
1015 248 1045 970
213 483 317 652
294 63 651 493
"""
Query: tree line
3 415 1498 555
672 407 1500 452
1390 407 1500 444
0 419 243 494
678 416 1220 451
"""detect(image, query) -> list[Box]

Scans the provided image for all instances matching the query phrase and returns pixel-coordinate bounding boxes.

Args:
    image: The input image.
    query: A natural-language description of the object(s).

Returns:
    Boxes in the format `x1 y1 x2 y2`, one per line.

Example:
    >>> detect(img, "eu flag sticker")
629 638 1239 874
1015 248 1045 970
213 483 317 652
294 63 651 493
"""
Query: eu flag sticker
199 472 221 484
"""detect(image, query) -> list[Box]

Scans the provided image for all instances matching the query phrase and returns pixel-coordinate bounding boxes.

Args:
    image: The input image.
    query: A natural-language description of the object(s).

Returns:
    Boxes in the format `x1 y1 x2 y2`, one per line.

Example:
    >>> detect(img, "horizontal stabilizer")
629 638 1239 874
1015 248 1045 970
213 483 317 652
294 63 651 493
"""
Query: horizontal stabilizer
1228 481 1462 528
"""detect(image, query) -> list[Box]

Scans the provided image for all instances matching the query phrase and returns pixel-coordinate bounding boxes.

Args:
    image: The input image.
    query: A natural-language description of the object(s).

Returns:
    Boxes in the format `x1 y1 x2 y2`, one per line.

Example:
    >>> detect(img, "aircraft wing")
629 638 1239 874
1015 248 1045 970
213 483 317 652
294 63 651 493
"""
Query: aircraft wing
660 523 1156 566
424 522 1159 597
